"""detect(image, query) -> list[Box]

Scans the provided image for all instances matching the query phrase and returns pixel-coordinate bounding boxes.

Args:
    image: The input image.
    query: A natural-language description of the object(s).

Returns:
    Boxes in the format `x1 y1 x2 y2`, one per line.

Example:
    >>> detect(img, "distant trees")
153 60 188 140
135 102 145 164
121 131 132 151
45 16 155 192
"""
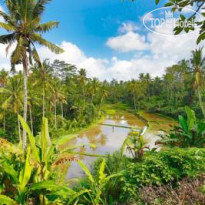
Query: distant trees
107 48 205 118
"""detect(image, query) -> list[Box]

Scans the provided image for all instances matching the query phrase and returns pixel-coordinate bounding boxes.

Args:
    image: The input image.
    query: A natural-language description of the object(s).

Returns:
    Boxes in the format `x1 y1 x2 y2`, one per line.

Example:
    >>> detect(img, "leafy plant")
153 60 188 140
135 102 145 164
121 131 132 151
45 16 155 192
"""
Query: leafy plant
121 126 149 160
158 106 205 147
77 159 123 205
0 116 93 205
120 148 205 202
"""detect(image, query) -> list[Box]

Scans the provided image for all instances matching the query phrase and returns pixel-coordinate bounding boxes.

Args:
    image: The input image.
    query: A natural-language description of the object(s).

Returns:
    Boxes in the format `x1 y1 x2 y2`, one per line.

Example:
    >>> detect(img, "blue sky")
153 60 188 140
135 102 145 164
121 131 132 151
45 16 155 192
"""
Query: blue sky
0 0 202 80
43 0 165 59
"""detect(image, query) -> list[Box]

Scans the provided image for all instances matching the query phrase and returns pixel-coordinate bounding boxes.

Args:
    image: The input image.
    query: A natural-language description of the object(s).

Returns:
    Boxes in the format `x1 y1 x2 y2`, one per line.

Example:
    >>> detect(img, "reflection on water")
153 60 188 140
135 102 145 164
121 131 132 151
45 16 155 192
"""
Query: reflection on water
66 111 176 178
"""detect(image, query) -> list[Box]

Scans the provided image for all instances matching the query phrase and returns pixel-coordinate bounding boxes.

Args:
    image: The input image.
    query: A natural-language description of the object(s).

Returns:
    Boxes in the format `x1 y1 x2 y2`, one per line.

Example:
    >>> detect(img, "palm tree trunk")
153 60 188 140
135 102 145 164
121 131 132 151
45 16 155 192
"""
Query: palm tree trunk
17 114 21 143
197 87 205 118
3 113 5 132
133 94 136 110
29 106 33 135
61 102 64 121
22 55 28 150
43 84 45 118
83 86 85 107
54 102 57 128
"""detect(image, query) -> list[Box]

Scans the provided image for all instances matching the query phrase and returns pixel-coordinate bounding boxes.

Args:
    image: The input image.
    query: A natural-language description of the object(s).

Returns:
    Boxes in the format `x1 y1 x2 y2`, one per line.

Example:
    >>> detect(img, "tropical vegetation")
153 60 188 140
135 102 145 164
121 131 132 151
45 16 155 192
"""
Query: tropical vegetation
0 0 205 204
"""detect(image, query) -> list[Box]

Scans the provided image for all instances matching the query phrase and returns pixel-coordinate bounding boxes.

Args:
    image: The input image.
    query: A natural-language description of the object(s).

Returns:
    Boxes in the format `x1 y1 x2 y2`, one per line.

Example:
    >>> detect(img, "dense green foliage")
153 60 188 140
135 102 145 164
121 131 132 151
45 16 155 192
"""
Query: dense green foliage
92 148 205 204
106 49 205 119
0 61 106 142
159 106 205 147
0 0 205 204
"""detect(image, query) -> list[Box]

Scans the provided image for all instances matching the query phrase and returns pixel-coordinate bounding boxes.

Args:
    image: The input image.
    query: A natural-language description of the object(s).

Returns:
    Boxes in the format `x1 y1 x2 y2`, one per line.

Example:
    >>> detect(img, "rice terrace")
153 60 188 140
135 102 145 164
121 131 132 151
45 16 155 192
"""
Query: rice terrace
0 0 205 204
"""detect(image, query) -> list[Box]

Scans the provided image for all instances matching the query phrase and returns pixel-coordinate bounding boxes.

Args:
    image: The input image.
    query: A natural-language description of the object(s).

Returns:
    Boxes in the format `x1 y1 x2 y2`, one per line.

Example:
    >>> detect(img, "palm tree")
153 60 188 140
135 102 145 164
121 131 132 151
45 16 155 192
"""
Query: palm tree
31 60 53 118
100 84 108 107
190 48 205 117
78 69 87 107
88 78 99 104
0 0 64 149
0 75 23 141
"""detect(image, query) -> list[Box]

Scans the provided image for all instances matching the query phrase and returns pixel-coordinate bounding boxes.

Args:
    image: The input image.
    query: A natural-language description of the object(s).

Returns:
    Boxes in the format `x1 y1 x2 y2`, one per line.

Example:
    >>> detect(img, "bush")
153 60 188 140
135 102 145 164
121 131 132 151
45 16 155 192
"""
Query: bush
138 175 205 205
120 148 205 202
93 148 205 204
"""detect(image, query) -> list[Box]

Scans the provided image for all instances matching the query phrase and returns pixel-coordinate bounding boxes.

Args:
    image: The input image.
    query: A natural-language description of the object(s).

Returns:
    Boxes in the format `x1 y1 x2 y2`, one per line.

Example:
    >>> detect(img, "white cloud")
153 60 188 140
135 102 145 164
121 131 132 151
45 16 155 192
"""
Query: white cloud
0 20 204 81
106 32 149 52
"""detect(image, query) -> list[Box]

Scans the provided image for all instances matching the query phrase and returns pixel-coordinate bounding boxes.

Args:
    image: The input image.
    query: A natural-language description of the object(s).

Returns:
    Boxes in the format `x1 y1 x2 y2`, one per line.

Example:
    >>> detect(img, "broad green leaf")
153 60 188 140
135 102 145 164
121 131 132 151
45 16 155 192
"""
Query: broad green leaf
99 159 106 184
19 147 33 193
30 181 67 192
78 160 94 183
1 162 18 184
62 143 96 152
185 106 196 131
120 136 130 158
0 195 17 205
68 190 90 205
54 134 77 146
178 115 188 133
18 115 40 162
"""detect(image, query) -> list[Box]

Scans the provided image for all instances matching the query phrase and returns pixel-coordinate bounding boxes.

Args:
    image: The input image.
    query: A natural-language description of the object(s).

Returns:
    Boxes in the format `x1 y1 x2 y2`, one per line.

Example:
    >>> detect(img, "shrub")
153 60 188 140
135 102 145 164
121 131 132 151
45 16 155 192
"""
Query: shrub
138 175 205 205
92 148 205 204
120 148 205 202
158 106 205 148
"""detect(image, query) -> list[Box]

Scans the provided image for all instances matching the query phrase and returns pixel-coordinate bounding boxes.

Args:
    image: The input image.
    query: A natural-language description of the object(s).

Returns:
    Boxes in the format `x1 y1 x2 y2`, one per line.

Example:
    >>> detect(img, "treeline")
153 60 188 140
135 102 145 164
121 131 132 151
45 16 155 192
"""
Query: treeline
0 60 108 141
106 48 205 119
1 48 205 140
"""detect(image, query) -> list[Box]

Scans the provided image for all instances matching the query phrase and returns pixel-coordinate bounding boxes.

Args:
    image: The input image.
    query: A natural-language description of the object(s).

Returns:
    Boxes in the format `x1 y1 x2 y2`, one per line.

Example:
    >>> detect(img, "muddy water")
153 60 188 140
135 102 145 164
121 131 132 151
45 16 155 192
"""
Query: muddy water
66 111 176 179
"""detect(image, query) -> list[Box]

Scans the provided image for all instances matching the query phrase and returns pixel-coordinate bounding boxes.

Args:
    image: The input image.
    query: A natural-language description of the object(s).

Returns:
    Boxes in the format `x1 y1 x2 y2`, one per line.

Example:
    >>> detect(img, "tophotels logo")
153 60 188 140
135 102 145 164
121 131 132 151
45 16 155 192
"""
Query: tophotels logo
143 7 203 36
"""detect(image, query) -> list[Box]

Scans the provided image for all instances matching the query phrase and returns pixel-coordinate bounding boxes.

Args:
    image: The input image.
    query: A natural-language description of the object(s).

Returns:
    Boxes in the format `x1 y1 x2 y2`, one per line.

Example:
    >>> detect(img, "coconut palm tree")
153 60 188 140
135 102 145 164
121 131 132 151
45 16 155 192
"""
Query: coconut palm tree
31 60 53 118
88 78 99 104
0 0 64 149
190 48 205 117
78 69 87 107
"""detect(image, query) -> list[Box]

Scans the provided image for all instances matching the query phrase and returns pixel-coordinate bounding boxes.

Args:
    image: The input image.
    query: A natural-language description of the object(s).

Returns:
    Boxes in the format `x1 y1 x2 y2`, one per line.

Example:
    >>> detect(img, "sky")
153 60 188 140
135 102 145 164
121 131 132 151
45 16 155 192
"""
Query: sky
0 0 203 81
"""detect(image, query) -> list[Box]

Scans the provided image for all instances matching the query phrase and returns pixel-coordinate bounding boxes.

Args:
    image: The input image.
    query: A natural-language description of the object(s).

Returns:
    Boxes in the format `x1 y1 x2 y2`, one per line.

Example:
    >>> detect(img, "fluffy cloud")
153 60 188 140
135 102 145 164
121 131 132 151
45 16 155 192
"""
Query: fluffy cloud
106 32 149 52
0 21 203 81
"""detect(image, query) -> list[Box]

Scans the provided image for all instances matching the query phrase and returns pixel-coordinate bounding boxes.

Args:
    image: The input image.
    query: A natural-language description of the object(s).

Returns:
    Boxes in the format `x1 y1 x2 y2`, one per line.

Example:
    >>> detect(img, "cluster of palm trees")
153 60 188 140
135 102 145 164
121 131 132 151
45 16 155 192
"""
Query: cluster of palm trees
0 60 109 142
107 48 205 118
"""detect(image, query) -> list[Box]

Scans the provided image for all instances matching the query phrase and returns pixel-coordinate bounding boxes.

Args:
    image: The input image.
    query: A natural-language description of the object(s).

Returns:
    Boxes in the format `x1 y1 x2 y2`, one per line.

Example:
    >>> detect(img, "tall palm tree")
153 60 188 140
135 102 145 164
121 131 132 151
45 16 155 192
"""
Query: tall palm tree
31 60 53 118
0 0 64 149
78 69 87 107
190 48 205 117
88 78 99 104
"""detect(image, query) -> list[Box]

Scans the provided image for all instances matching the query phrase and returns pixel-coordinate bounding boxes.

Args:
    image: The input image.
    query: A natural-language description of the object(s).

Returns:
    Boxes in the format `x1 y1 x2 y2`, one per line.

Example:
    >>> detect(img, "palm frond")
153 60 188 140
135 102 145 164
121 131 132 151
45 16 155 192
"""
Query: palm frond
32 46 42 66
33 0 52 17
31 33 64 54
10 37 25 65
0 22 15 31
0 33 16 44
36 21 59 32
